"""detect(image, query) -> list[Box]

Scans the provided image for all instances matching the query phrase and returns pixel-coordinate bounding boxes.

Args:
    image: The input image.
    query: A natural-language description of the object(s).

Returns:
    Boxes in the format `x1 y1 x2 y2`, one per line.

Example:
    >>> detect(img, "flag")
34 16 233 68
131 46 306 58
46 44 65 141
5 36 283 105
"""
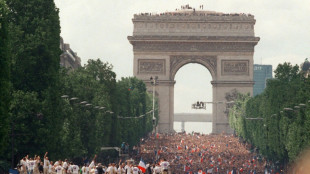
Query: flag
239 168 243 172
138 158 146 173
185 165 190 172
207 168 213 174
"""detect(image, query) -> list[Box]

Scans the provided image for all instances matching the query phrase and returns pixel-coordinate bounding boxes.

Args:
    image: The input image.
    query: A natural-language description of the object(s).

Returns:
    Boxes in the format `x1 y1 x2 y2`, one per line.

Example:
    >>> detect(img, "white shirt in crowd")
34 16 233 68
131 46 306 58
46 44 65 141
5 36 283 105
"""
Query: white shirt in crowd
153 165 161 174
124 165 132 174
54 161 59 166
132 167 140 174
160 161 169 170
67 165 72 173
107 166 117 174
90 167 97 174
89 161 95 169
20 159 27 172
48 164 53 173
117 166 126 174
82 166 89 174
71 165 79 174
44 159 50 169
27 160 35 171
63 161 68 169
55 165 63 174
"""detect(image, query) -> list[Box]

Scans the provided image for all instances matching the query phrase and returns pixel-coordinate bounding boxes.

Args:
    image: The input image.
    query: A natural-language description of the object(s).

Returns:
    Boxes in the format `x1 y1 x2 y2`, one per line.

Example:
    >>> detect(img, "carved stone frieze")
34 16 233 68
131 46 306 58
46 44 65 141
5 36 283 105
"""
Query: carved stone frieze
170 55 217 79
138 59 165 74
134 22 254 36
133 42 255 52
221 60 249 75
128 35 260 42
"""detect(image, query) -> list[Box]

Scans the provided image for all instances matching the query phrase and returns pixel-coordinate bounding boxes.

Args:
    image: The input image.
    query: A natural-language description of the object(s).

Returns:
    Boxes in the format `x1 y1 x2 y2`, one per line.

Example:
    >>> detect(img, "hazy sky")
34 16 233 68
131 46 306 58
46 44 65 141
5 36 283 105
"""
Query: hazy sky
54 0 310 114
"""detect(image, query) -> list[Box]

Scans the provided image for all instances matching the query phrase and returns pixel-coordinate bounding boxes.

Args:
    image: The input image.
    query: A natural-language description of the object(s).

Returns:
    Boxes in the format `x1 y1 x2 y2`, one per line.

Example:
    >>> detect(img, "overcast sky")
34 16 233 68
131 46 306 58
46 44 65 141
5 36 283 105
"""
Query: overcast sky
54 0 310 115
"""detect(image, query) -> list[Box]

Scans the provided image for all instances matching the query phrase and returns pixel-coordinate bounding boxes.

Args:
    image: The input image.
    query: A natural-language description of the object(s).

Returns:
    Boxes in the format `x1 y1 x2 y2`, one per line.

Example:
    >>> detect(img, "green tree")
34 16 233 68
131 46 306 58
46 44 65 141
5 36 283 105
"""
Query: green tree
229 62 310 164
5 0 63 162
59 59 117 158
7 0 61 94
115 77 155 146
9 91 42 161
0 0 11 163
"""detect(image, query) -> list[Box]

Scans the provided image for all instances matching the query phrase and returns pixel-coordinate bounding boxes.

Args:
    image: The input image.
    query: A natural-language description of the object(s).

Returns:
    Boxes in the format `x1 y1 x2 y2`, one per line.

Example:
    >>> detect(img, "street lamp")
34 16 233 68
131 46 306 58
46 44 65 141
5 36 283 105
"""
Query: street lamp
150 76 158 131
150 76 158 161
245 117 263 120
70 97 78 101
61 95 69 99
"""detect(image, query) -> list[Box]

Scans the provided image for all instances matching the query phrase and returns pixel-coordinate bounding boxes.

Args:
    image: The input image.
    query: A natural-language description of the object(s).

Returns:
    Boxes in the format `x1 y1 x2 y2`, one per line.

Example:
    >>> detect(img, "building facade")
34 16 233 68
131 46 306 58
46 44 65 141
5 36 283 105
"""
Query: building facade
60 37 81 69
253 64 272 96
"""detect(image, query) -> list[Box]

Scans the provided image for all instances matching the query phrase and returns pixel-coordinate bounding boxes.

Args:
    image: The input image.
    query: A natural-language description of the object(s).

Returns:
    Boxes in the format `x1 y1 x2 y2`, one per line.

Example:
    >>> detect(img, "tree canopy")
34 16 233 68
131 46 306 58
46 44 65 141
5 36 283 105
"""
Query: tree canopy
0 0 156 169
229 62 310 164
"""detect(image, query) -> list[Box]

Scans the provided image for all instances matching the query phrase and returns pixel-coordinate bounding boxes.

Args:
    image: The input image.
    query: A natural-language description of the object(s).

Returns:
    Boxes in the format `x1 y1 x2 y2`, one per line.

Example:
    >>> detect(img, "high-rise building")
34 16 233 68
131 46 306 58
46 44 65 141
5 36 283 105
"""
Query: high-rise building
253 64 273 96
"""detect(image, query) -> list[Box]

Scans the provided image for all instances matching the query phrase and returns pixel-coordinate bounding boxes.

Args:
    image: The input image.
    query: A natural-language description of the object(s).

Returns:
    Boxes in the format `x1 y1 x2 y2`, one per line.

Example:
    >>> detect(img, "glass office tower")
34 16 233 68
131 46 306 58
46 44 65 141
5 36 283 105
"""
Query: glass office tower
253 64 273 96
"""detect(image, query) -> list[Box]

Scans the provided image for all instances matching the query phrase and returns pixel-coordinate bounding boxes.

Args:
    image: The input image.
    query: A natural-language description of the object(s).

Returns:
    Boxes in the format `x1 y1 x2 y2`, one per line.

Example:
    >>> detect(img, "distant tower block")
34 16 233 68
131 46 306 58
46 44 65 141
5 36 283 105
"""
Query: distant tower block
128 8 259 134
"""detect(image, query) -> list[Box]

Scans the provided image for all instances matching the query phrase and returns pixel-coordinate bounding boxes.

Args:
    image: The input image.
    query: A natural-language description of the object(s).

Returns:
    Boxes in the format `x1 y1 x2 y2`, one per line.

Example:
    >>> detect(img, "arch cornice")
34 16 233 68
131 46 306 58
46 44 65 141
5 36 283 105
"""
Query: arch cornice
170 55 217 80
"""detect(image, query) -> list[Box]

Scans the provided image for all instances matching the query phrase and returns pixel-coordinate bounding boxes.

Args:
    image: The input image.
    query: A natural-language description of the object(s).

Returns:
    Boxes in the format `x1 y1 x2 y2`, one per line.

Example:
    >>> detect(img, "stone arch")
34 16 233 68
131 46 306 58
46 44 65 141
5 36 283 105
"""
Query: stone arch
129 10 260 134
170 55 217 81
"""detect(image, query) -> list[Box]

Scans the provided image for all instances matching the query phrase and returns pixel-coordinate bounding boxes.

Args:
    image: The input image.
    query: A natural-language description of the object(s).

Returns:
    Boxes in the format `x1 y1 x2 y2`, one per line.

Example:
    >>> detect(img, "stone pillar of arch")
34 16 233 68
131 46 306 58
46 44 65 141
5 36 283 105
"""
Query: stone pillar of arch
128 10 259 134
181 121 185 132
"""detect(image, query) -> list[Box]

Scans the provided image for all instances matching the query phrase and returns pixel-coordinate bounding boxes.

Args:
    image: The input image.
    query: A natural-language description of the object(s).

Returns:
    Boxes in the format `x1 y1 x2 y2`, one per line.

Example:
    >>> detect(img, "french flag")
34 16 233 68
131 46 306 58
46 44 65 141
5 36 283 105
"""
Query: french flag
138 158 146 173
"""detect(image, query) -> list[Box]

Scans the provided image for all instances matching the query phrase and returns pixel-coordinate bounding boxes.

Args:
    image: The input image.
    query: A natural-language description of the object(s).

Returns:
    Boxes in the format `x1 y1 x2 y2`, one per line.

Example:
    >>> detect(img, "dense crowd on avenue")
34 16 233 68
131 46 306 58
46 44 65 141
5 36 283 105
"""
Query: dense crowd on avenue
17 133 285 174
133 133 284 174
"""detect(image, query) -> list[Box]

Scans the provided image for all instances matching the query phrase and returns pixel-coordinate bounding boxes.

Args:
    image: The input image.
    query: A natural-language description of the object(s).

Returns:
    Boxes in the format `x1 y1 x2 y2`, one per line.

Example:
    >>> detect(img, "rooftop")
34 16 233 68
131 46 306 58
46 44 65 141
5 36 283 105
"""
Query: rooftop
133 5 254 22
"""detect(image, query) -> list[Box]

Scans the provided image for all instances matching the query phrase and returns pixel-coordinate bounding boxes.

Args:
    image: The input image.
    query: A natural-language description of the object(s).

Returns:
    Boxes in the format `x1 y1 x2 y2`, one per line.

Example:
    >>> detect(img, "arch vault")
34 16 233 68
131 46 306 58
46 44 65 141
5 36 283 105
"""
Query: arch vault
128 10 259 134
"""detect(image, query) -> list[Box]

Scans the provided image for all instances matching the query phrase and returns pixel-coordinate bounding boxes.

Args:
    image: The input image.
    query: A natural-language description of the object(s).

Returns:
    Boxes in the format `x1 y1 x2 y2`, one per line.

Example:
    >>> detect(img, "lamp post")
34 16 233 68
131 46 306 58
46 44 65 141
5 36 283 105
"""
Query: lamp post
150 76 158 131
150 76 158 161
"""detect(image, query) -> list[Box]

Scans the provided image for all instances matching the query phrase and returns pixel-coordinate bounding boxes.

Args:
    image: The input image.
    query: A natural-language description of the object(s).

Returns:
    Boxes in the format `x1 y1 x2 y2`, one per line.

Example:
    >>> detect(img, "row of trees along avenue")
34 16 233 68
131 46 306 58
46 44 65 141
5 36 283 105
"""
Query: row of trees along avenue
0 0 157 170
229 62 310 165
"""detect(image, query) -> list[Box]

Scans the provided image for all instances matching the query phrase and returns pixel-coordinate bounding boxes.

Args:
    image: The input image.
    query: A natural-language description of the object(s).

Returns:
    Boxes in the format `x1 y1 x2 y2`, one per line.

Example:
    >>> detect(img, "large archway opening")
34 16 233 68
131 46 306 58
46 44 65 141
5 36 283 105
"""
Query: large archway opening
173 63 213 134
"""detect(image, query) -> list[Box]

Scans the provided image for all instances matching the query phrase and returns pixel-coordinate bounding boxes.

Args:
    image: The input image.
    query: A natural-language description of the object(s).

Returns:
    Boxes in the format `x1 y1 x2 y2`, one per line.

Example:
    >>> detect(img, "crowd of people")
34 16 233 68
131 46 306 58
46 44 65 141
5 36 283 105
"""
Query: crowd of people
17 132 286 174
132 132 285 173
18 152 99 174
134 4 254 18
17 152 169 174
135 11 253 18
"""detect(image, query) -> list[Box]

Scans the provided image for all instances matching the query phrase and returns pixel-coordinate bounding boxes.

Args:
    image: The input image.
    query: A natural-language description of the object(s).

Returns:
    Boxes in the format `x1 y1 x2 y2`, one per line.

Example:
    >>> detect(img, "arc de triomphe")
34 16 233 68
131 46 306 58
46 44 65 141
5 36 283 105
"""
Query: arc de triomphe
128 10 259 134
